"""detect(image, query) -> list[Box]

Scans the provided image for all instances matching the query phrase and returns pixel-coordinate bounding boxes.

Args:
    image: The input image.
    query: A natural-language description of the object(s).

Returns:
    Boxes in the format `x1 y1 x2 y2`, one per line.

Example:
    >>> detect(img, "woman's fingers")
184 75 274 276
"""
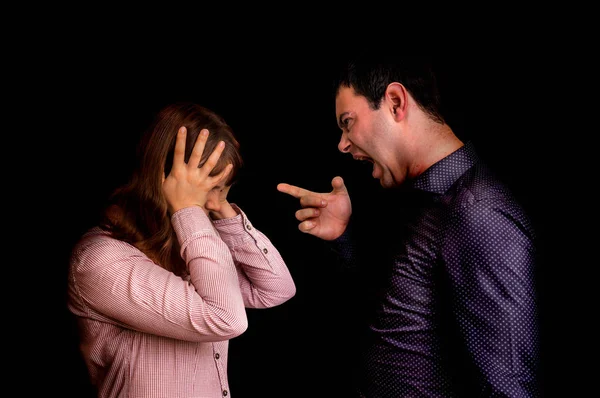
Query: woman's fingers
169 127 228 188
171 126 188 172
187 129 209 170
214 163 233 184
198 140 225 177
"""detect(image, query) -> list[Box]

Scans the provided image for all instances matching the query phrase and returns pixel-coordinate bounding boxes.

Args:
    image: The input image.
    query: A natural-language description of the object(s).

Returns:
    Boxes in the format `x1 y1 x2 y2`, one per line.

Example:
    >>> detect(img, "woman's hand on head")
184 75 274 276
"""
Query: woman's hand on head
163 127 232 215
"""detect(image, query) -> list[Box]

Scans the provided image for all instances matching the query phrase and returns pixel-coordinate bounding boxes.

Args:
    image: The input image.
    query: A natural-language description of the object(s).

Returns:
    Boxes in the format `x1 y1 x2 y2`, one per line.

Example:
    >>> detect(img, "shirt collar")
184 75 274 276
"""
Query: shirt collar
408 140 480 195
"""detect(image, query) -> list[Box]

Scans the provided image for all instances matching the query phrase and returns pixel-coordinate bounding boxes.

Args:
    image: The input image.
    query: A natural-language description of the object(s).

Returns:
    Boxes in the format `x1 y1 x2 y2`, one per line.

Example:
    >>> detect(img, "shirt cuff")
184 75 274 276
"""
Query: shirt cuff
212 204 256 248
171 206 216 244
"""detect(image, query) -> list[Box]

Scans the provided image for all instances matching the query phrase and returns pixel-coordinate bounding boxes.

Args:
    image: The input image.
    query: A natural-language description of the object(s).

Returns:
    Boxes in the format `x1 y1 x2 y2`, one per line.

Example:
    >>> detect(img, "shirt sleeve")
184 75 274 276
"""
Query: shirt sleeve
212 204 296 308
443 197 540 395
69 206 248 343
327 220 356 264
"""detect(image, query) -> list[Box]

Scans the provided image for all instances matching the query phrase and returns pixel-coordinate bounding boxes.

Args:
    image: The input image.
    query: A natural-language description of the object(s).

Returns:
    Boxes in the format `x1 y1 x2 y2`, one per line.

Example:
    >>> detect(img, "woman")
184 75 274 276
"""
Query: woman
67 102 296 397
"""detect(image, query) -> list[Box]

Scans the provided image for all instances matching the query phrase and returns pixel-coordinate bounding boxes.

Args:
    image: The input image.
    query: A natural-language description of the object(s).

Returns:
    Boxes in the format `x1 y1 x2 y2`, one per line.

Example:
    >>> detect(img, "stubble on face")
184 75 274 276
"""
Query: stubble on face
336 87 405 189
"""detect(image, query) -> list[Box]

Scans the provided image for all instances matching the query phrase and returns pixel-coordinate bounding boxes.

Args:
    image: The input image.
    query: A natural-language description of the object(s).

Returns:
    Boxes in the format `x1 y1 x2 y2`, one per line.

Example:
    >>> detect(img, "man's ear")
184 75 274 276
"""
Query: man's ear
385 82 408 120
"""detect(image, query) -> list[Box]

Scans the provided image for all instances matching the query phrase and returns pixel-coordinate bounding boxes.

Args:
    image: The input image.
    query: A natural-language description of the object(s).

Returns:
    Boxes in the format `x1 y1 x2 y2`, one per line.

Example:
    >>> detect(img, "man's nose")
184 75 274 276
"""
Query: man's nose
338 132 351 153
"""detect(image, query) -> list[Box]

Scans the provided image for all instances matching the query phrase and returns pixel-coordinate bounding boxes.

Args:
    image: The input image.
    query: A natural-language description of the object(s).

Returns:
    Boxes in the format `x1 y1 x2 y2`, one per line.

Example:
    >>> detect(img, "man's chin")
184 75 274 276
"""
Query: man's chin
378 174 403 189
378 178 393 189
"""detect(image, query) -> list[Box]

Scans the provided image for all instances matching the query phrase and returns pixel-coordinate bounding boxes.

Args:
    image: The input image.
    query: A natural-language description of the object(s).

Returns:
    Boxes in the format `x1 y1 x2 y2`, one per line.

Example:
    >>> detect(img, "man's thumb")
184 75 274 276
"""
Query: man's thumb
331 176 347 193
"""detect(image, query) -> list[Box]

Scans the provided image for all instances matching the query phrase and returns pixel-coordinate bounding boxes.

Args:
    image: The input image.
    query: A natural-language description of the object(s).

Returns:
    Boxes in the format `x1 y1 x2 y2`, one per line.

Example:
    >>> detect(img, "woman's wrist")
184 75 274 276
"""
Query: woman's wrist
209 202 237 220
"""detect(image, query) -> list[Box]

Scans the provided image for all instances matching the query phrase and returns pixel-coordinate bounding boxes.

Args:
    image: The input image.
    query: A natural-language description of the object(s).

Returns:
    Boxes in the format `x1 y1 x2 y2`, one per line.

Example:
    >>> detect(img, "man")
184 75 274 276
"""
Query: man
277 57 540 397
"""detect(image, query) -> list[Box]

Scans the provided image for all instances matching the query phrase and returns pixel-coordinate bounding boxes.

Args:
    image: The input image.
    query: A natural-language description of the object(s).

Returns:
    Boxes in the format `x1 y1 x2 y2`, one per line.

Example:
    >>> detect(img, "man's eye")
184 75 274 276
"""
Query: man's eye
342 118 351 128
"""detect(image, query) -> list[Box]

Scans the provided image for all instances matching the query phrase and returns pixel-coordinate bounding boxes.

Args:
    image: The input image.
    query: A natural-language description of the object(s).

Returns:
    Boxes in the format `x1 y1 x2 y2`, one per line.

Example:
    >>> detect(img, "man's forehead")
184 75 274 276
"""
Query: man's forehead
336 87 368 114
336 86 355 100
335 87 355 110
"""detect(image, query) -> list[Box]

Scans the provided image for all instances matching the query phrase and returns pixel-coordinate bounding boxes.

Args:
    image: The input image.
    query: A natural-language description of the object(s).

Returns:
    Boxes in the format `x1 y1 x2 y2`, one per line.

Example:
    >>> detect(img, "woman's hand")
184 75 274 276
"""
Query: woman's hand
163 127 232 214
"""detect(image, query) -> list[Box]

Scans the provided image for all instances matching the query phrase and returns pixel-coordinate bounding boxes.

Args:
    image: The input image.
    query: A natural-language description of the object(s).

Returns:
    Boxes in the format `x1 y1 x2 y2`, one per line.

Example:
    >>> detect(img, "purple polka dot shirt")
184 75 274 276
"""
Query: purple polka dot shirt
332 141 540 397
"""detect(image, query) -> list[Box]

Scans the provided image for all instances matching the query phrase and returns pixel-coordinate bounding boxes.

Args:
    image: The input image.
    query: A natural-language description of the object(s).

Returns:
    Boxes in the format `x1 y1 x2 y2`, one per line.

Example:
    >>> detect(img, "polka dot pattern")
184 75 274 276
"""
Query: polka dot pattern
332 141 540 397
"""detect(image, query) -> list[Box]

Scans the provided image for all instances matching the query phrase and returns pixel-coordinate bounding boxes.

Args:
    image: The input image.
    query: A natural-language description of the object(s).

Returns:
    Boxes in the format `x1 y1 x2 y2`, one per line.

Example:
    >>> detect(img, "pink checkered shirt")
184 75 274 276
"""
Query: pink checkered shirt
68 204 296 397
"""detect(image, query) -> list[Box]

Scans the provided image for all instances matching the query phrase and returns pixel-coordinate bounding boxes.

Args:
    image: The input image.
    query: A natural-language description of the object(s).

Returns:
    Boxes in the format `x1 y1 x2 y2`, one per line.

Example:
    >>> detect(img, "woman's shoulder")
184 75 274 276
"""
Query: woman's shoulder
70 226 144 273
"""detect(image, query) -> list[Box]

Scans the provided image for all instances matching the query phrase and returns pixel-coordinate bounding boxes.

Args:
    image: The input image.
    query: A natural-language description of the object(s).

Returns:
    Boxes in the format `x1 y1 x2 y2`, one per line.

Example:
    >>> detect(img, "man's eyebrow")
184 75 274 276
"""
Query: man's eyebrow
337 112 350 129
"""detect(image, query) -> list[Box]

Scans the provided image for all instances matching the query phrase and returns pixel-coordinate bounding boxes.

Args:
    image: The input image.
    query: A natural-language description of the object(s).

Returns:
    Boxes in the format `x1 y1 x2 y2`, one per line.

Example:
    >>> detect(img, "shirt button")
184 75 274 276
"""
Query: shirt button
223 390 228 396
215 353 220 359
246 224 252 230
263 248 268 254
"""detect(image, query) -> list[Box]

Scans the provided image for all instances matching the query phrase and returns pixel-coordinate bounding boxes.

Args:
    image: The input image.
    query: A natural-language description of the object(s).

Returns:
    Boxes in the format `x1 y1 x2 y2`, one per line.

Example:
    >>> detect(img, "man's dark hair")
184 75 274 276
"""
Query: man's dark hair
333 55 445 124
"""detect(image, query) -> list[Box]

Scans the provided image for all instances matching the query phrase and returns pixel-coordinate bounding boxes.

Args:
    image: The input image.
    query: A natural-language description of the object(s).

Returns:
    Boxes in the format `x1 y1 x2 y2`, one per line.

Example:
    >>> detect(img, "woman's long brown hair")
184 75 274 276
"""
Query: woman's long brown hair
100 102 243 276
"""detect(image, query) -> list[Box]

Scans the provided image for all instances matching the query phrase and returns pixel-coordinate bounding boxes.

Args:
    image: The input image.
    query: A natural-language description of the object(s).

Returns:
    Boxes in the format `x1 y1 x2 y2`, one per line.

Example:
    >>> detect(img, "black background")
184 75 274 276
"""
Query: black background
31 37 587 397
